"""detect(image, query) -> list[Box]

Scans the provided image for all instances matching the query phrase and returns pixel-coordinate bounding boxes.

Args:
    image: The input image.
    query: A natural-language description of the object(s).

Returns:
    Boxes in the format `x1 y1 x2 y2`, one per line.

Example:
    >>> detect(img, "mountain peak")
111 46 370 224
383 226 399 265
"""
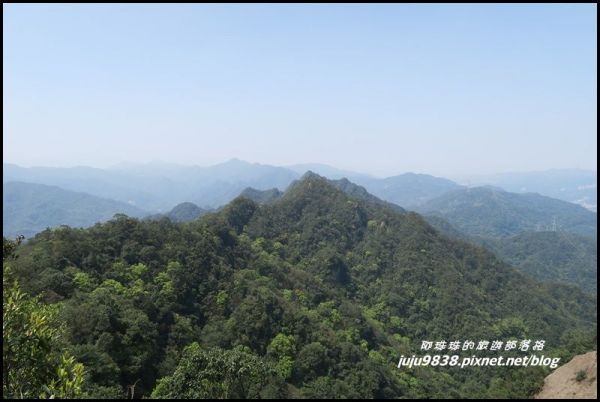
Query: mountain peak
287 163 372 180
300 170 324 180
281 173 405 215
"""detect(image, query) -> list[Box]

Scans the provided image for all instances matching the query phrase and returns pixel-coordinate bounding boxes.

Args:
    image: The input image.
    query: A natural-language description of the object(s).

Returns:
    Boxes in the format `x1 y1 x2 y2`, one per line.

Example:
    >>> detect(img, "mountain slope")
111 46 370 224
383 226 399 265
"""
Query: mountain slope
3 181 147 238
422 216 597 294
3 162 467 212
487 231 597 293
246 175 595 340
416 186 597 238
326 176 406 214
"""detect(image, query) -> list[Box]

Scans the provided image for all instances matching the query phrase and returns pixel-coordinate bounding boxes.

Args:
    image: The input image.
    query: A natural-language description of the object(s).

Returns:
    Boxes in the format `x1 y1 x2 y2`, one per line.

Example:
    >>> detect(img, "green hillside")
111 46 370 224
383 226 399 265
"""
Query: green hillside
5 175 596 398
488 231 597 293
423 215 597 294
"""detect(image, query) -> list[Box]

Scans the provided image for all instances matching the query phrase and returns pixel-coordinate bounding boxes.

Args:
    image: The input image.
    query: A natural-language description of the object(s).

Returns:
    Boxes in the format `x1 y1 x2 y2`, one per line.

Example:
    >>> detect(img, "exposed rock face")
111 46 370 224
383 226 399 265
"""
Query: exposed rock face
535 351 597 399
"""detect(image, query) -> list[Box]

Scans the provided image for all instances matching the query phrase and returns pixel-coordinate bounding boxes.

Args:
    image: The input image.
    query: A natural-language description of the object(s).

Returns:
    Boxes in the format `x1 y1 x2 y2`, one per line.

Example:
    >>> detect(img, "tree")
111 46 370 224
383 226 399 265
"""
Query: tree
151 343 284 398
267 333 296 379
3 237 84 398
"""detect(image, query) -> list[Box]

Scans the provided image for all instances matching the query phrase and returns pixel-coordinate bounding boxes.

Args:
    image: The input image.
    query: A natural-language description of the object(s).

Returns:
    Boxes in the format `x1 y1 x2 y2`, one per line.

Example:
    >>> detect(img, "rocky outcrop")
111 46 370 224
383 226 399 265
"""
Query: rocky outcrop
535 351 597 399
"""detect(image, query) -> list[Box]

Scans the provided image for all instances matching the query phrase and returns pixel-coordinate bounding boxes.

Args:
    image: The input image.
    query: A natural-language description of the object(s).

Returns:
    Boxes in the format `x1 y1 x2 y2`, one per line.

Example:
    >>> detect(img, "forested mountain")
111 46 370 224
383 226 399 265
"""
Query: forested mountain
146 202 209 223
3 182 147 238
422 214 475 243
421 215 597 294
459 169 597 212
416 186 597 238
289 172 407 214
486 231 597 294
5 174 596 399
240 173 405 214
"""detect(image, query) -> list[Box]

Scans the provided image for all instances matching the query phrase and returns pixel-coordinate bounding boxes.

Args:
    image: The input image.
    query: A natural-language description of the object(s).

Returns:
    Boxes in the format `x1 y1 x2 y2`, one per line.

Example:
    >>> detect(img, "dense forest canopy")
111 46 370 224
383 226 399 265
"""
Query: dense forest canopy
3 175 597 398
422 216 598 294
487 231 597 294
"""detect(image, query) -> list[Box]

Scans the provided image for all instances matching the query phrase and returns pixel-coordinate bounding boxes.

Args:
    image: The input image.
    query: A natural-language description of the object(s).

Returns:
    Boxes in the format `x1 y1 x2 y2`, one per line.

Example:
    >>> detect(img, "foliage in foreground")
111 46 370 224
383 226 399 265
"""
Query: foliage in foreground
3 238 84 399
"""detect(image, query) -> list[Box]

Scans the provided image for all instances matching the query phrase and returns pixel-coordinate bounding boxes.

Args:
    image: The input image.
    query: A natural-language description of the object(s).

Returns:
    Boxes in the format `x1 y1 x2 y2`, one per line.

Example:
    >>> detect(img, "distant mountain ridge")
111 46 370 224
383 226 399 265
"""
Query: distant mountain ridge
3 181 147 238
415 186 597 238
286 163 372 180
6 162 595 213
354 172 463 208
458 169 597 212
4 161 597 244
1 161 470 211
3 160 298 211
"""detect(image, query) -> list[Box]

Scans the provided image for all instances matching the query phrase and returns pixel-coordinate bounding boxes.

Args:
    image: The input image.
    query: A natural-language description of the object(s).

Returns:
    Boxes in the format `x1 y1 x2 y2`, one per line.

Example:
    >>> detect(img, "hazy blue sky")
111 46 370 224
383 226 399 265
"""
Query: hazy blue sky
3 4 597 177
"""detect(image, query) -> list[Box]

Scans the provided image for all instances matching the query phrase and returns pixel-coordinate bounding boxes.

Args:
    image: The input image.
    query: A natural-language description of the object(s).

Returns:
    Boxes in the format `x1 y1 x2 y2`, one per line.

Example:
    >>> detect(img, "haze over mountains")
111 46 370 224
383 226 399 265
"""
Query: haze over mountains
4 160 597 294
3 160 597 240
3 160 298 211
458 169 598 212
4 161 596 211
3 182 147 238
